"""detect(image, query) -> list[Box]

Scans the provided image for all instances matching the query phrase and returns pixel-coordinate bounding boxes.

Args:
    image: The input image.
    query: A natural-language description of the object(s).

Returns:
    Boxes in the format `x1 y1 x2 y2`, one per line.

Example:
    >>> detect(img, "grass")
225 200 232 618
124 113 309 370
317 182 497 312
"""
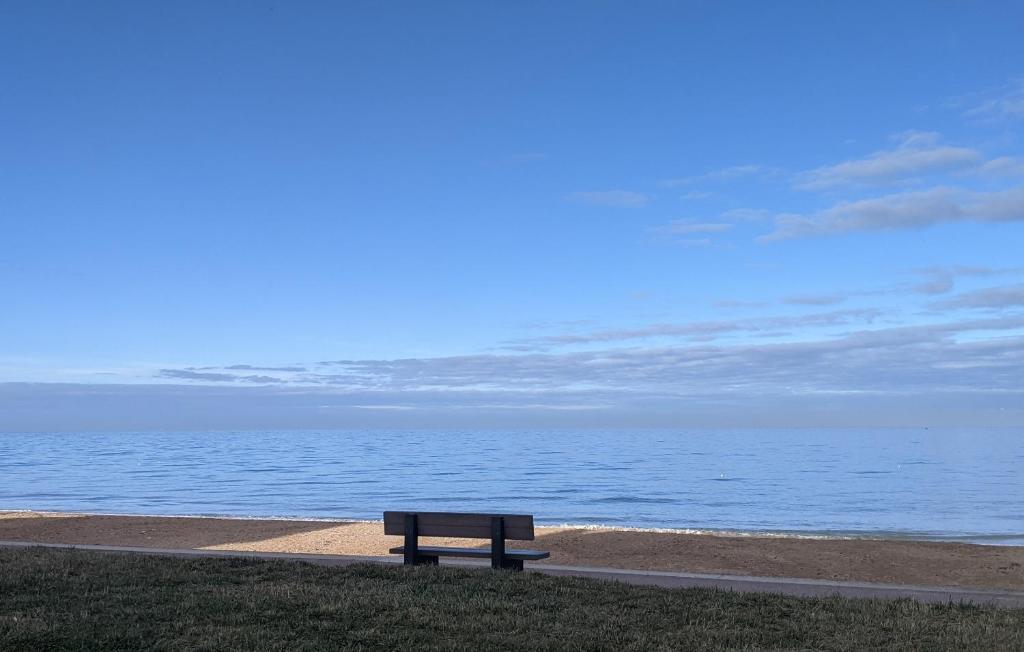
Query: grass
1 548 1022 650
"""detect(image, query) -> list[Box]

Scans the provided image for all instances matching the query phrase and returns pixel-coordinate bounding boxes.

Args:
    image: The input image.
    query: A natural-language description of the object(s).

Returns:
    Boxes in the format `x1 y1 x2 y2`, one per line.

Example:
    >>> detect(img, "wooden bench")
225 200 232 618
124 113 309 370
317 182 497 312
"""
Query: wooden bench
384 511 550 571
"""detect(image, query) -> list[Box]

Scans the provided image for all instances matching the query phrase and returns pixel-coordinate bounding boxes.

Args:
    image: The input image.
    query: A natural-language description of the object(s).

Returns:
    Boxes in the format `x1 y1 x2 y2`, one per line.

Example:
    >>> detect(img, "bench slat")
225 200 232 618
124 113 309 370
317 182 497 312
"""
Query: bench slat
389 545 550 560
383 511 536 540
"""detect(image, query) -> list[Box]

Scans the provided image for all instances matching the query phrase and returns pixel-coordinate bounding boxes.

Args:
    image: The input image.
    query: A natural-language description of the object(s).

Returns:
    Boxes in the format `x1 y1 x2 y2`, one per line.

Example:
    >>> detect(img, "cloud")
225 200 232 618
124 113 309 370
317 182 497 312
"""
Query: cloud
160 369 238 382
979 156 1024 178
651 220 732 247
567 190 650 207
312 316 1024 397
188 364 307 372
795 132 981 190
503 308 882 349
721 208 773 222
713 299 770 309
764 186 1024 240
912 270 956 295
158 369 284 384
681 190 713 200
674 238 713 248
662 165 766 187
711 267 1019 310
517 318 597 331
7 316 1024 429
910 266 1010 295
962 80 1024 121
930 284 1024 311
657 221 734 234
782 294 847 306
223 364 307 372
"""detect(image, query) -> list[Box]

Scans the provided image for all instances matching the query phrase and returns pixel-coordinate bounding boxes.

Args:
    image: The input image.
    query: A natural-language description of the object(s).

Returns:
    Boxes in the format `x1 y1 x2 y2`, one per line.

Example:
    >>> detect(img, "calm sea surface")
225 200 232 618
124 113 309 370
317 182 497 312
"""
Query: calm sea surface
2 429 1023 544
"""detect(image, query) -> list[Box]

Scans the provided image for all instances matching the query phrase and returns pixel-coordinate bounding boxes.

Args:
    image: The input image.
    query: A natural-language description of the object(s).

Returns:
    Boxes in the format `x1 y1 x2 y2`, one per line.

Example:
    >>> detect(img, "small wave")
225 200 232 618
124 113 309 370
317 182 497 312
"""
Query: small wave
589 496 677 505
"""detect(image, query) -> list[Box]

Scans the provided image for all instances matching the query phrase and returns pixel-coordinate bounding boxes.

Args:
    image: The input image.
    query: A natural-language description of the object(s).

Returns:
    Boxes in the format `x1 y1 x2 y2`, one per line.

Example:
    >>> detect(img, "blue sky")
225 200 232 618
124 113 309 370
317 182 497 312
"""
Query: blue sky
2 2 1023 429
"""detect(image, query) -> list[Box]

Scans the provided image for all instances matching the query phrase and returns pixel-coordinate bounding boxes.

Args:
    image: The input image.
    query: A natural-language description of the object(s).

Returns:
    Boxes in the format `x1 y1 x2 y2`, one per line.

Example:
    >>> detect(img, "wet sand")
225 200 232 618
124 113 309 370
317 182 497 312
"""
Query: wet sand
2 511 1022 590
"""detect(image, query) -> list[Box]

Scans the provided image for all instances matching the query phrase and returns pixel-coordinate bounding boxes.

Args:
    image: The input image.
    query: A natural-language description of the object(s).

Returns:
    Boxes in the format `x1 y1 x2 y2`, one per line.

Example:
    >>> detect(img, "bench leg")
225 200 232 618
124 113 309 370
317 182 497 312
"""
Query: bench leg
491 516 506 569
404 514 420 566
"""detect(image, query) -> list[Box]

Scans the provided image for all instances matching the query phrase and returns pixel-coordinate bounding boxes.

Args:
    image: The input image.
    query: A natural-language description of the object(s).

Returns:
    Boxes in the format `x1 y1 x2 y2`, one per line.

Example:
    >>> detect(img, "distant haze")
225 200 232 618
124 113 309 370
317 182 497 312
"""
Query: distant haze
1 383 1021 431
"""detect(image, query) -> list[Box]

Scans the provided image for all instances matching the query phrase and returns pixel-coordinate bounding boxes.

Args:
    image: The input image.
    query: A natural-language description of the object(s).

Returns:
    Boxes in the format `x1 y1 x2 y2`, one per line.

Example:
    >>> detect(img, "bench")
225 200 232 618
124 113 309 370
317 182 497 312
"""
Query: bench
384 511 550 571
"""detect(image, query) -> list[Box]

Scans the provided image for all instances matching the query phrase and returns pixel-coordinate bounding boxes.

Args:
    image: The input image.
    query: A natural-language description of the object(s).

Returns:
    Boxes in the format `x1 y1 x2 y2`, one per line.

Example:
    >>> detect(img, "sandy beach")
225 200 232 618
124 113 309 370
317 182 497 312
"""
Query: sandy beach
2 511 1022 591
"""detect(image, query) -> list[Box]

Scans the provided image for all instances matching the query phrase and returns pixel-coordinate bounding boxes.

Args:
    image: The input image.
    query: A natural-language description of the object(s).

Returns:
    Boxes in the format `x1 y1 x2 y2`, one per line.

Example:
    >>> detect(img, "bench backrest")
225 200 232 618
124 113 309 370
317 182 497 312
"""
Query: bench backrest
383 511 536 541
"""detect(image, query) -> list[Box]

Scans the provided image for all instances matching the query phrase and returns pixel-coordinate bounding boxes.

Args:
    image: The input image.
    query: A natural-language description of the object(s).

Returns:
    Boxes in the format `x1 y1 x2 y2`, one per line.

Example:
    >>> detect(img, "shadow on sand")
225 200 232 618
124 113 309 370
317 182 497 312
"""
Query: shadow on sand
0 513 358 550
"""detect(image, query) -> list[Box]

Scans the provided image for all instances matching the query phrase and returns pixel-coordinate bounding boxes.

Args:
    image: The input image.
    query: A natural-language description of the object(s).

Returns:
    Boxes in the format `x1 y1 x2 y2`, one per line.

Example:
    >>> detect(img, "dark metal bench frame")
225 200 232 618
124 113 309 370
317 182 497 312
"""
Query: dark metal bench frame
385 511 549 571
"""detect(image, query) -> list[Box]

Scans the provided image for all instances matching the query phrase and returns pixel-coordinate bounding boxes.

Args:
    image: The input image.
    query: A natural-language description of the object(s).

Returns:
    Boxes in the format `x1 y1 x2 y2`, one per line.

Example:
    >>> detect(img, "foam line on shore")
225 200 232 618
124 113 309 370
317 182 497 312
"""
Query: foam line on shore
7 509 1023 545
545 523 859 540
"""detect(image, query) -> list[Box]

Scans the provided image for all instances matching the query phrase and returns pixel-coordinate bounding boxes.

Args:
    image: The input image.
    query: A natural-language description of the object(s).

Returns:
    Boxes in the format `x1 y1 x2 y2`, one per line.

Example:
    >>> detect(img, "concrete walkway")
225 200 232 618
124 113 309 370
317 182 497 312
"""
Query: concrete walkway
3 539 1023 608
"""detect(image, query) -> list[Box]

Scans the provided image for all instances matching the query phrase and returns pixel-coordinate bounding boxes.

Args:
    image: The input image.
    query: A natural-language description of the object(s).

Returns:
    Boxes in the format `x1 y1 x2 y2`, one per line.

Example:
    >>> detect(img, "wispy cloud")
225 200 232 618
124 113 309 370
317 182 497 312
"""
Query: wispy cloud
223 364 307 372
930 284 1024 311
961 80 1024 121
11 313 1024 429
656 221 734 234
662 165 767 187
764 186 1024 240
681 190 713 200
567 190 650 207
159 369 238 382
187 364 308 372
158 369 285 384
979 156 1024 178
712 266 1020 311
795 132 981 190
910 266 1010 295
674 238 713 248
721 208 774 222
650 220 733 247
308 316 1024 396
713 299 771 309
912 269 957 295
781 293 847 306
502 308 882 350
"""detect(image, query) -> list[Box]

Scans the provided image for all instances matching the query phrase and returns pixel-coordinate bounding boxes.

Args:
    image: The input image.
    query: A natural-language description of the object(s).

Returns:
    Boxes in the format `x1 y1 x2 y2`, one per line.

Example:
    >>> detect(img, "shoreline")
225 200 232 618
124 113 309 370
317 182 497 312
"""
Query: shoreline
2 510 1023 591
4 509 1020 546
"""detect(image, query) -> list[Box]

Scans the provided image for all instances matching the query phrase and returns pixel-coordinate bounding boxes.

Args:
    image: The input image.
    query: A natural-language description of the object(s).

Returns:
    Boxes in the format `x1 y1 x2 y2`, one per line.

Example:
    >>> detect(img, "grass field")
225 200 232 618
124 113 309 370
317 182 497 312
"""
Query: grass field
1 547 1022 650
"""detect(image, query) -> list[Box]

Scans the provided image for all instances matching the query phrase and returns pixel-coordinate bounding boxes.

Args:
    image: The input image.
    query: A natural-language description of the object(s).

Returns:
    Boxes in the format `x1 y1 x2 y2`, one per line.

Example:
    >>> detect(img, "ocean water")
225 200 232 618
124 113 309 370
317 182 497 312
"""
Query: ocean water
2 429 1023 544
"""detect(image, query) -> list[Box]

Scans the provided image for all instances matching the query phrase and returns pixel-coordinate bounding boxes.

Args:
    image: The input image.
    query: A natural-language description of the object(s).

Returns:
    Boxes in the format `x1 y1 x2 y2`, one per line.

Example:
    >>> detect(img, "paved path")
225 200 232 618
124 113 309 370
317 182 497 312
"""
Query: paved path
3 539 1023 608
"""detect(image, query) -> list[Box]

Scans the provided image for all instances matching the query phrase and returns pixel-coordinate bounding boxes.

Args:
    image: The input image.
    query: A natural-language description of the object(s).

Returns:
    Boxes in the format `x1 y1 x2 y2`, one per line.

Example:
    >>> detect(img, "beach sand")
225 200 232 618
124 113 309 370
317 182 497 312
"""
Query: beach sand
2 511 1022 591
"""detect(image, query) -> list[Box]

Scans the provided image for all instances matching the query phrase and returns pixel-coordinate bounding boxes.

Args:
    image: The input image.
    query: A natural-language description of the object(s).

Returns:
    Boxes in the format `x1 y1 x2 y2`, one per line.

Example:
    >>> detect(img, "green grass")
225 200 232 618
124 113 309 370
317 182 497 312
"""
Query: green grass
1 548 1022 651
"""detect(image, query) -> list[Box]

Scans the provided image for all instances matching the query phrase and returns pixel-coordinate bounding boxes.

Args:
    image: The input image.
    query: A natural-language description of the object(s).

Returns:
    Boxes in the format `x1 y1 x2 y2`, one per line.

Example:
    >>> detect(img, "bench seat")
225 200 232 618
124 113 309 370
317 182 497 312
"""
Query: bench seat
389 546 550 561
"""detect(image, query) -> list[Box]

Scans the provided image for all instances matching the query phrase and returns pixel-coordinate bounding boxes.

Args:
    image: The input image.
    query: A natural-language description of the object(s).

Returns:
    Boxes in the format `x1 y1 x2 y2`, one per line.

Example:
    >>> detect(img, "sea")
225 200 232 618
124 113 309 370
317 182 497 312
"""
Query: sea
2 428 1023 544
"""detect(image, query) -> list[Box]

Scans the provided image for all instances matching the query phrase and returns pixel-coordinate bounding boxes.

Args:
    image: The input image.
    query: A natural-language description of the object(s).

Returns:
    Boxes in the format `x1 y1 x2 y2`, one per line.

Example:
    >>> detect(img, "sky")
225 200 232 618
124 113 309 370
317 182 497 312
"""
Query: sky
2 1 1024 430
